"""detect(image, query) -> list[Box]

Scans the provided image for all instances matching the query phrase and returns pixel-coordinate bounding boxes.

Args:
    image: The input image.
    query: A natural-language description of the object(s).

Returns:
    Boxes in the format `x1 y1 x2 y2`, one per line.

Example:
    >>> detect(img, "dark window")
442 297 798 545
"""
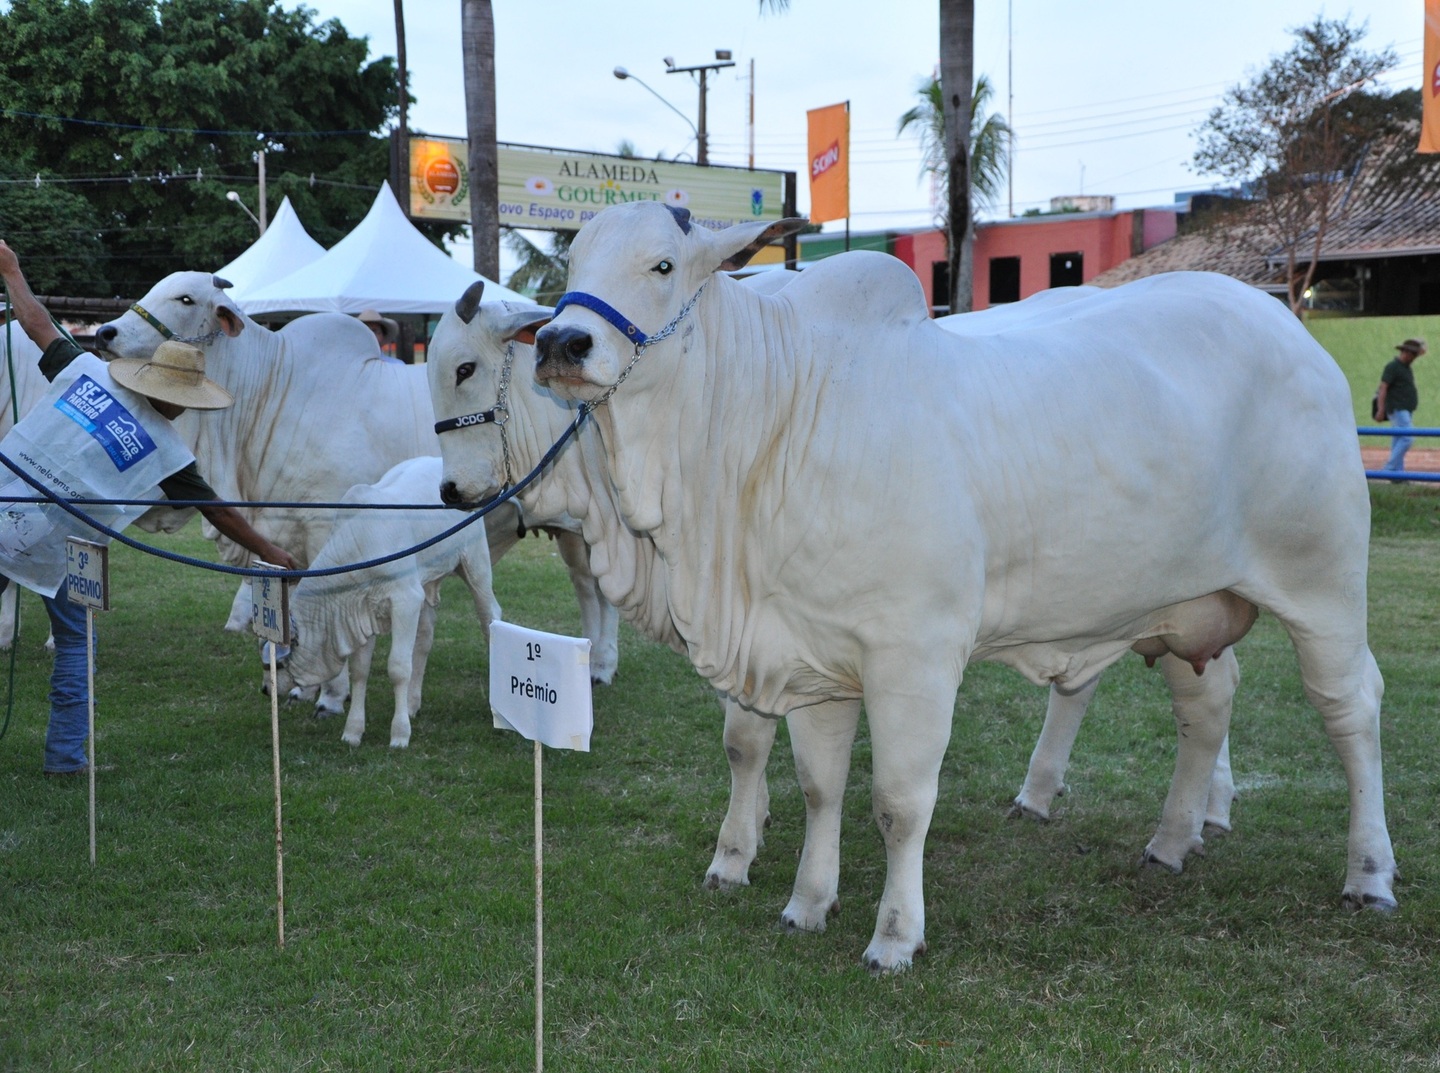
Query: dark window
931 260 951 314
989 256 1020 304
1049 252 1083 288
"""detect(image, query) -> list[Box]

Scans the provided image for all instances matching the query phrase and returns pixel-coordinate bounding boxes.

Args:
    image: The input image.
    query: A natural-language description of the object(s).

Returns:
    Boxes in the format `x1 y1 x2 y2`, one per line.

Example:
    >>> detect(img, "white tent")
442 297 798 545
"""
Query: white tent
214 195 326 302
240 182 527 315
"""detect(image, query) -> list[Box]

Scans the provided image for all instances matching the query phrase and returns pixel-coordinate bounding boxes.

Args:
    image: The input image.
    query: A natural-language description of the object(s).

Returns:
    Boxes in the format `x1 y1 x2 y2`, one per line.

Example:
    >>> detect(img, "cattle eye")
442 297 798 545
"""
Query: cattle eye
456 362 475 385
178 295 195 306
653 259 674 276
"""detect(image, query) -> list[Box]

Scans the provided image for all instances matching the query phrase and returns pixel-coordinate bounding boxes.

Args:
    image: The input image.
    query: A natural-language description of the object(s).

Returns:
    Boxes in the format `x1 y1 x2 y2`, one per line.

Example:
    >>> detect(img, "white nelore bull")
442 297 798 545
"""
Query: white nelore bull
513 202 1393 972
91 273 618 711
277 456 500 749
426 281 1240 911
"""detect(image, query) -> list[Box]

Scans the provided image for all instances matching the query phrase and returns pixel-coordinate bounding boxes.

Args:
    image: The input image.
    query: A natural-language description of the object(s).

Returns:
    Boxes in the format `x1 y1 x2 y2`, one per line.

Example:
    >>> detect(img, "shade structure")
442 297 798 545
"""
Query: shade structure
239 182 527 315
214 196 326 302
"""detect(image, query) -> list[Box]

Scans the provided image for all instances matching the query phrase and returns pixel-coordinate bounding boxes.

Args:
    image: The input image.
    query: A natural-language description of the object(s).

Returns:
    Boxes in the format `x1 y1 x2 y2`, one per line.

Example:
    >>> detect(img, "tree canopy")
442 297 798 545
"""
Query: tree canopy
0 0 450 298
1192 16 1398 314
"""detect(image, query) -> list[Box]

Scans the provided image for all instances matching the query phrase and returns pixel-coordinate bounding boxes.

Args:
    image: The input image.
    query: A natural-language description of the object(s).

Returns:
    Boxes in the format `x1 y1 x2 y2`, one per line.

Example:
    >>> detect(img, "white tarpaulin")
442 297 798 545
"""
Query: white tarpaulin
214 196 326 303
239 182 526 316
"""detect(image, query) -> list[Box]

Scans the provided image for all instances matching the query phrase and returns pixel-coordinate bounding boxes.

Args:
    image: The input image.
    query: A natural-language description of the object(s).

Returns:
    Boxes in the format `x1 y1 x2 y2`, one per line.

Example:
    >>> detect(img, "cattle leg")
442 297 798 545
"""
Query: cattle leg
1205 731 1236 832
556 531 619 685
1011 674 1102 821
339 638 376 747
859 667 959 973
705 698 778 890
385 594 426 749
1281 618 1396 910
398 602 438 743
779 698 861 934
316 666 351 719
1142 649 1238 871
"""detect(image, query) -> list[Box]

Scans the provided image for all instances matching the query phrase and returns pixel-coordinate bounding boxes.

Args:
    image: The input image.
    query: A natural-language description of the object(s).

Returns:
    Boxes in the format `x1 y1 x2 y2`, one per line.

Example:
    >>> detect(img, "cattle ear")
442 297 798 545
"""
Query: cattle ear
715 217 809 273
216 303 245 338
502 308 554 346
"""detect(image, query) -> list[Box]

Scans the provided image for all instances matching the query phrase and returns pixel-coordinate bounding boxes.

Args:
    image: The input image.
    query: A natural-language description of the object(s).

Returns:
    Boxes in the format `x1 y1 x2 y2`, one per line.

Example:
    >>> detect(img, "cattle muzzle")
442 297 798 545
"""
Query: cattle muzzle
439 479 482 510
535 324 594 374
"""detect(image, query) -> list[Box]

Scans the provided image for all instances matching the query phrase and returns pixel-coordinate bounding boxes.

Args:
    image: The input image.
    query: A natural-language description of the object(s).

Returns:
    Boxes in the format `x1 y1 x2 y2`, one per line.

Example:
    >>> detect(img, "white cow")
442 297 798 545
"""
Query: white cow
90 274 618 714
426 281 1243 906
277 456 500 749
508 202 1392 972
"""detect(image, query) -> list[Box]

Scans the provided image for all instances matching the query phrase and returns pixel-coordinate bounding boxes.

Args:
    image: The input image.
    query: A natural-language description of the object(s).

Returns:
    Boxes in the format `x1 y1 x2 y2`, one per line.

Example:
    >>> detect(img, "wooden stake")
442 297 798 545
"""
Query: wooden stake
86 606 96 868
535 738 544 1073
269 642 285 949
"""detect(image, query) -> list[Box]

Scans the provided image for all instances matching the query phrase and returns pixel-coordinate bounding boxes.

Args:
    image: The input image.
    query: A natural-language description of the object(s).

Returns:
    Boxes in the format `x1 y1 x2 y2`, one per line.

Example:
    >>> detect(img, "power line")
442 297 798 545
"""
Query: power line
0 107 377 138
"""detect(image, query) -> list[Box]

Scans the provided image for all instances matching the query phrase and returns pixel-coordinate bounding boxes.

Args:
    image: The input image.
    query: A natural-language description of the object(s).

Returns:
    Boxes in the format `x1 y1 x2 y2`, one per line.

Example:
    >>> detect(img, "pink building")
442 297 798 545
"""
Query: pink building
800 201 1179 315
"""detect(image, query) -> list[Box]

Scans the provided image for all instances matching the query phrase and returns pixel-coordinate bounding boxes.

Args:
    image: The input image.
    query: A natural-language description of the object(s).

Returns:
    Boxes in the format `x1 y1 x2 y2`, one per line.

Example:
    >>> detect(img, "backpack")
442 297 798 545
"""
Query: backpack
1372 390 1388 423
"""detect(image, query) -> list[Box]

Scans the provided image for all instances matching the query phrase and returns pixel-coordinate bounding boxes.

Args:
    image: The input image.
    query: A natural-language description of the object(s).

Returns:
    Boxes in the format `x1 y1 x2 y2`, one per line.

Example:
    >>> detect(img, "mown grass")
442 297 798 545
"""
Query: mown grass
2 485 1439 1071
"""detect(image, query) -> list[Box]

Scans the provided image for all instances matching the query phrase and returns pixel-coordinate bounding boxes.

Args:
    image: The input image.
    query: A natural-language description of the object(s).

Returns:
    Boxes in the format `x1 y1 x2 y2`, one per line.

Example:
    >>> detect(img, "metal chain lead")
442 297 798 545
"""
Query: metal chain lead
583 281 708 415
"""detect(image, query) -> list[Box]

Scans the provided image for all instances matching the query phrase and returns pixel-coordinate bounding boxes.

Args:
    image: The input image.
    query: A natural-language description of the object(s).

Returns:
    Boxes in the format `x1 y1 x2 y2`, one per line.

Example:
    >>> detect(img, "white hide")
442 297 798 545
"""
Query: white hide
429 281 1245 916
93 274 618 709
517 202 1392 972
281 457 499 749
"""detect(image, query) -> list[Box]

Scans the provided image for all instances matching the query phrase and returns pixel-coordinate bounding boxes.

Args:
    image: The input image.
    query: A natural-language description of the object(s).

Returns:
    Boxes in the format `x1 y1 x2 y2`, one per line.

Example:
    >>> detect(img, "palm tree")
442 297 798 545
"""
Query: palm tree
938 0 975 313
898 72 1010 229
460 0 500 281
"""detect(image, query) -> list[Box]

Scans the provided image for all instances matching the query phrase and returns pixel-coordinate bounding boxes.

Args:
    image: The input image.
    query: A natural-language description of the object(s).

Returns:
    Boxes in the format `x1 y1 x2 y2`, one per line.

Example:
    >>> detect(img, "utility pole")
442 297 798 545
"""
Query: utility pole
664 50 735 166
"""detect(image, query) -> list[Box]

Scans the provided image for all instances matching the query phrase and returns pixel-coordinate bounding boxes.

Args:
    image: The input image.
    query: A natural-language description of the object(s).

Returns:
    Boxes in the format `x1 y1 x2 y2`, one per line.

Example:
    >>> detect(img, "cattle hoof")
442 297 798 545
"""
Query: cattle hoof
1140 850 1184 875
1008 799 1050 823
1343 891 1398 915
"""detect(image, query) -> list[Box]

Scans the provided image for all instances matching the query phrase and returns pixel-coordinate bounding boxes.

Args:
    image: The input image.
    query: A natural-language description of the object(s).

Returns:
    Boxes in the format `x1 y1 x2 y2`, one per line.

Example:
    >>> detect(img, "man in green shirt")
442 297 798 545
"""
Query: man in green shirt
1 239 298 776
1376 336 1427 476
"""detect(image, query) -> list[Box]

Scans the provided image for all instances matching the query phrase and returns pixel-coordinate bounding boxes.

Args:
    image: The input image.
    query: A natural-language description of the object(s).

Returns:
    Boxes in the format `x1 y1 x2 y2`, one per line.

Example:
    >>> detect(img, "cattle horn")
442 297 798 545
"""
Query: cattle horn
456 281 485 324
213 275 234 290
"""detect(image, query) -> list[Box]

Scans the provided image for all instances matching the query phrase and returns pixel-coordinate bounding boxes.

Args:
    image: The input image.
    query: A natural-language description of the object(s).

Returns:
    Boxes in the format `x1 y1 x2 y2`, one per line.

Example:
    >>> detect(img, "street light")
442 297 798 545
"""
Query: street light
226 190 264 235
663 49 734 166
613 66 700 160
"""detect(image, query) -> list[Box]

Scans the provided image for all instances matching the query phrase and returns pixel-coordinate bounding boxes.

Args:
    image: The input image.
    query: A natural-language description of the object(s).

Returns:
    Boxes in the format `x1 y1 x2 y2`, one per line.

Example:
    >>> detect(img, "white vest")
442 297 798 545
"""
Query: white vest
0 354 194 596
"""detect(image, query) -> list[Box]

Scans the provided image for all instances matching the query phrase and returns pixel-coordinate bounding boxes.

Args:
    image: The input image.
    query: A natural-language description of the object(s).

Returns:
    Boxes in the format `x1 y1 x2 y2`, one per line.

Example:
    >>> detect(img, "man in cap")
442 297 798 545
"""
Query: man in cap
1 240 298 777
1375 336 1428 477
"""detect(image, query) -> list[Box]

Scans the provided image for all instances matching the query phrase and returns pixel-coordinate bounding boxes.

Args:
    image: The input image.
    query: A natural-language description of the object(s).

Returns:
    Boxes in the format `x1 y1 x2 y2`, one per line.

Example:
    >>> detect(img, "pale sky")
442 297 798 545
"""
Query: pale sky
299 1 1421 265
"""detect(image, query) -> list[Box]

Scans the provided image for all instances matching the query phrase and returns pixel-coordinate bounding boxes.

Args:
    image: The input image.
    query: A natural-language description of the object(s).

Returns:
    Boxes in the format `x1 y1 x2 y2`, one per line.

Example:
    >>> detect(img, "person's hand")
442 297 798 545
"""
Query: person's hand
0 240 20 279
264 546 300 572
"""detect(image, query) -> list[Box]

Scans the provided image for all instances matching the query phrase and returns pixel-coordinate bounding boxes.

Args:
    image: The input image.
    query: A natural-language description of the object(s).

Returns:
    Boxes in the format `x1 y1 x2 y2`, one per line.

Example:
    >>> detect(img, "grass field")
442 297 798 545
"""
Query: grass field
2 484 1439 1071
1307 313 1440 449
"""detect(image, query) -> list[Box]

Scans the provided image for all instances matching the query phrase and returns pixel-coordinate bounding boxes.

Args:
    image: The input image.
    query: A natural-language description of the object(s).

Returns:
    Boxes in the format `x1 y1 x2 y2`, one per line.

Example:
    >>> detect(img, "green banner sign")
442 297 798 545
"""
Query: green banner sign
410 137 787 232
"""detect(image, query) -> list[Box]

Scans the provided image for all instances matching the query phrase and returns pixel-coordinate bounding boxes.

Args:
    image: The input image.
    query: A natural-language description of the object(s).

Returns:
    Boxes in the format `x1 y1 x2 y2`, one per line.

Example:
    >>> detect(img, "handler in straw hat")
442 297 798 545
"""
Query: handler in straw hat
357 308 403 363
0 240 298 777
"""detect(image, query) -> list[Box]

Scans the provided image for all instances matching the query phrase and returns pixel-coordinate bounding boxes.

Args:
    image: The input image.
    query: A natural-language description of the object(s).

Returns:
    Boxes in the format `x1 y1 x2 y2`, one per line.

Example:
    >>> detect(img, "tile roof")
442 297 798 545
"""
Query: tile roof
1089 121 1440 290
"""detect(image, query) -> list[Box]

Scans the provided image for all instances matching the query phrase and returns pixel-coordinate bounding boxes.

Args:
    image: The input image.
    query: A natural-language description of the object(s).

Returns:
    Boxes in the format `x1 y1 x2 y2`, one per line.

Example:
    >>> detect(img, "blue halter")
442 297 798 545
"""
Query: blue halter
552 292 650 345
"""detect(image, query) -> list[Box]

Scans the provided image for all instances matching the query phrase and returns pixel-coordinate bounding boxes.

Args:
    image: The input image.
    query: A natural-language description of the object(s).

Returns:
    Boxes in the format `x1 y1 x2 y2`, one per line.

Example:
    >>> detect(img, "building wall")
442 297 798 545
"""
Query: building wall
794 208 1177 316
970 209 1176 310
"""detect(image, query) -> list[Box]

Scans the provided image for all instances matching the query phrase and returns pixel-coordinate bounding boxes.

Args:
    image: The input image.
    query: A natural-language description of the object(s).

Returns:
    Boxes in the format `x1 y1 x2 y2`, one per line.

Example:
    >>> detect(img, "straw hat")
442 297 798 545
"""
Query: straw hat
107 340 234 411
358 308 400 344
1396 337 1428 356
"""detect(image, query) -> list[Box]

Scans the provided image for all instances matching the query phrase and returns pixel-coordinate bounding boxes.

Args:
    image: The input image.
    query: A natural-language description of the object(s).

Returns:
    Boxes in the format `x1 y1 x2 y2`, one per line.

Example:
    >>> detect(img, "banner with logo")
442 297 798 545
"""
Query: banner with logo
409 137 787 232
1422 0 1440 152
806 102 849 224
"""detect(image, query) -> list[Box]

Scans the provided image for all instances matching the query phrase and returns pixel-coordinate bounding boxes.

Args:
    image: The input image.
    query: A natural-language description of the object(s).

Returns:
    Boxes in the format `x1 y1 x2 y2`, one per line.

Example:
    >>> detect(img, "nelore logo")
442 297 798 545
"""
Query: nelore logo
811 140 840 180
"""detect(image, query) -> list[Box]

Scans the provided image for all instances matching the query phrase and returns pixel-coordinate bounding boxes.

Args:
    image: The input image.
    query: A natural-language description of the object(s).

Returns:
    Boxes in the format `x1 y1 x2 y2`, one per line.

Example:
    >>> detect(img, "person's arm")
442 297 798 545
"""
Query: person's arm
0 241 62 351
193 502 300 571
1376 381 1389 416
159 463 300 571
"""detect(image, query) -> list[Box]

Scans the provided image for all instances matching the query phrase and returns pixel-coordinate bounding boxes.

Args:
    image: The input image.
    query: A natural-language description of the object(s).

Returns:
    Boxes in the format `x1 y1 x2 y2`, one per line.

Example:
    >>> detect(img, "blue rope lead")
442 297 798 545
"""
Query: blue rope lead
0 407 590 582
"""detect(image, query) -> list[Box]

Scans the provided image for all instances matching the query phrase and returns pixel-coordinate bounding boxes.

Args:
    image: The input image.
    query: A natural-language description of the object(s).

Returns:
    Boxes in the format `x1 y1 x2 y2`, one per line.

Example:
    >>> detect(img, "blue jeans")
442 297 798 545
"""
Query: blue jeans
1384 409 1414 474
42 593 91 774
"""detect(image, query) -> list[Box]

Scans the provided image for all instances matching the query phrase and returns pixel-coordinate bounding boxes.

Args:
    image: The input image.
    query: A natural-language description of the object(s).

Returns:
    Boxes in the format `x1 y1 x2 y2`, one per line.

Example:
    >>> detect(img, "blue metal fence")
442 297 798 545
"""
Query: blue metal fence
1357 425 1440 483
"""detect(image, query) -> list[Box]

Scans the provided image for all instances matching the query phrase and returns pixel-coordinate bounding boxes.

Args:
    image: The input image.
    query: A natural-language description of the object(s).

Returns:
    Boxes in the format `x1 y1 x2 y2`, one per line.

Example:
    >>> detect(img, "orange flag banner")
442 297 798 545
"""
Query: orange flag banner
806 102 850 223
1422 0 1440 152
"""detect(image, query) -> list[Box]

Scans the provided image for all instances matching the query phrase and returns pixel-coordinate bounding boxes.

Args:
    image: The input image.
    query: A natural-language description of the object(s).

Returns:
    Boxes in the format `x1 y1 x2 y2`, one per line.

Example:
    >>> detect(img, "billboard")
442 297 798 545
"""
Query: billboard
409 136 788 232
